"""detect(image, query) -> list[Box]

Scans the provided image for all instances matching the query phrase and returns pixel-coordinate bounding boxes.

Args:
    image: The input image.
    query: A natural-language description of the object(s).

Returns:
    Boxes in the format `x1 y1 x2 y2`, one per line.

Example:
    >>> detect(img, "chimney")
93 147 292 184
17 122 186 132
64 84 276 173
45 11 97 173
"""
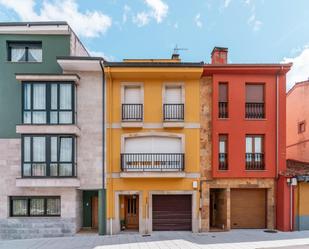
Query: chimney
211 47 228 64
171 53 180 60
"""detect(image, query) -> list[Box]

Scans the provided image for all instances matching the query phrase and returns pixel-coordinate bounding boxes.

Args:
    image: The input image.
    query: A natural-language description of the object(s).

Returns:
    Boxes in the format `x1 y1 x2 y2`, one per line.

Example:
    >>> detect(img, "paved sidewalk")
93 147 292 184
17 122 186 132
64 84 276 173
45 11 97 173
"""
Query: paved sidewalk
1 230 309 249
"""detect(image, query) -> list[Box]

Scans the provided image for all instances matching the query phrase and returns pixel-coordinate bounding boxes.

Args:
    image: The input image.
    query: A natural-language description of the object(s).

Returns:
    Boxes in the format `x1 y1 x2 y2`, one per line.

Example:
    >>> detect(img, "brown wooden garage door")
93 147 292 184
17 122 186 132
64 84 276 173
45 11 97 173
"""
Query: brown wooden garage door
231 189 266 229
152 195 192 231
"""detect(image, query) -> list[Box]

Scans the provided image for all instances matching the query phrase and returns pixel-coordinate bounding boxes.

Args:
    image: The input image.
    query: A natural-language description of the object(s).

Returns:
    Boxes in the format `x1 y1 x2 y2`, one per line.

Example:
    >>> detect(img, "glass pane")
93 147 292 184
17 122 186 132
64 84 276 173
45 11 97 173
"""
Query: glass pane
51 137 57 162
24 84 31 109
12 199 28 216
28 48 42 62
32 111 46 124
50 164 58 176
219 141 225 153
59 111 72 124
59 164 72 176
23 164 31 176
11 47 26 62
33 84 46 110
246 137 252 153
23 111 31 124
51 84 58 110
46 198 60 215
33 137 46 161
60 84 72 109
30 198 45 216
23 137 31 162
32 164 46 176
50 111 58 124
60 138 72 162
255 137 262 153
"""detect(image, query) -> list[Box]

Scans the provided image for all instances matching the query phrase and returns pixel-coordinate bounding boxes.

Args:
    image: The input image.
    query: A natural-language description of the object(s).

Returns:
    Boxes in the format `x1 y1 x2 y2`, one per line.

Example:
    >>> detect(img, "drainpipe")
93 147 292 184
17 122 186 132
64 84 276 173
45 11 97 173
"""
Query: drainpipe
276 71 279 179
99 60 107 235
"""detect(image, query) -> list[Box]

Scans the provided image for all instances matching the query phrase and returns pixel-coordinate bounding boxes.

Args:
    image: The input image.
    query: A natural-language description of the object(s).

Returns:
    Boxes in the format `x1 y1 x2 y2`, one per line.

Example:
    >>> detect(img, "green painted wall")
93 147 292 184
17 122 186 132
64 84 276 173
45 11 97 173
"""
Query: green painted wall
0 34 71 138
82 190 98 227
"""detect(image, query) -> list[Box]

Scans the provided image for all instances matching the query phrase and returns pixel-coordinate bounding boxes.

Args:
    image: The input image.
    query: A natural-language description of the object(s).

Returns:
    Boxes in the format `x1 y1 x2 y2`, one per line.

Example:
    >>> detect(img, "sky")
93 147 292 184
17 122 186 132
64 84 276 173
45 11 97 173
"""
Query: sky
0 0 308 89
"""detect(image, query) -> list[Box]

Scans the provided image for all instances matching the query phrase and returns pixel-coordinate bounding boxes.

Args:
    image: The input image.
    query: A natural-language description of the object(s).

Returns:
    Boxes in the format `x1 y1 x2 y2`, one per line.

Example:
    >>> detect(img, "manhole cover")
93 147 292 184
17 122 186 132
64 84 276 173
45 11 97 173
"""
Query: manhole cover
264 230 278 233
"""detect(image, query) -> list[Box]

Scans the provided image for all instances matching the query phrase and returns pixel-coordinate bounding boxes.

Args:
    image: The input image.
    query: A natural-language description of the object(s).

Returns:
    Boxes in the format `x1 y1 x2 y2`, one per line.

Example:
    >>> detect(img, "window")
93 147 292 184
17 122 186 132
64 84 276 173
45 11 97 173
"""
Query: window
163 85 184 121
245 135 265 170
8 41 42 62
219 83 228 118
219 134 228 170
22 135 75 177
10 197 60 217
245 84 265 119
23 82 74 124
298 121 306 133
122 85 143 121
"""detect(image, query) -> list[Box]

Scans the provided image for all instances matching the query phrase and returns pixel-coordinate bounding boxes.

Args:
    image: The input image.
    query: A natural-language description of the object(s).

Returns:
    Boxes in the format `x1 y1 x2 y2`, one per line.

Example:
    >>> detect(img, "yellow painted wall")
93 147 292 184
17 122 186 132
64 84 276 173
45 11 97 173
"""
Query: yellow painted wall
105 66 203 219
295 182 309 216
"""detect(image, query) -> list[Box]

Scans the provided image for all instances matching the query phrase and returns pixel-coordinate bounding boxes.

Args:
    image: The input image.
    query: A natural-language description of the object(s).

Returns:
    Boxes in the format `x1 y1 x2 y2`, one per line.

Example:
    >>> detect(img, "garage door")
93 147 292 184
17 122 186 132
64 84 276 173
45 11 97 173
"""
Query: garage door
231 189 266 229
152 195 192 231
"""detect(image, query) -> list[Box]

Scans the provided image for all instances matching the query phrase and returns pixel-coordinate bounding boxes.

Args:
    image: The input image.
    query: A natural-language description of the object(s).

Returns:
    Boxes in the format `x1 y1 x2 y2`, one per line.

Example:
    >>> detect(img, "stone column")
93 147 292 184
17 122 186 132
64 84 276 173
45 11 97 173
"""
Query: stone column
200 181 209 232
226 188 231 230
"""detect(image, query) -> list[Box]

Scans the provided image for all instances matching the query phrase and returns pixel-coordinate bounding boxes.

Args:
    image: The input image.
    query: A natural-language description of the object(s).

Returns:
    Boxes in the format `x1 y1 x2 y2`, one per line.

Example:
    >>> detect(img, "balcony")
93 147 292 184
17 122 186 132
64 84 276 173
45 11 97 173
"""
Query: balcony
245 103 265 119
218 102 228 118
120 153 185 177
245 153 265 170
122 104 143 127
219 153 228 170
163 104 184 128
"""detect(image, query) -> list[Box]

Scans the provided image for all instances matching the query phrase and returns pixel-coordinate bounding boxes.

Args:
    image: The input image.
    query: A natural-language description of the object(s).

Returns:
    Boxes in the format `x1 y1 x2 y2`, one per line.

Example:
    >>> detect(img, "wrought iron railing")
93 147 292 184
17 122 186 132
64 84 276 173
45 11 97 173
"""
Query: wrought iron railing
163 104 184 121
121 153 185 171
219 153 228 170
245 153 265 170
245 103 265 119
219 102 228 118
122 104 143 121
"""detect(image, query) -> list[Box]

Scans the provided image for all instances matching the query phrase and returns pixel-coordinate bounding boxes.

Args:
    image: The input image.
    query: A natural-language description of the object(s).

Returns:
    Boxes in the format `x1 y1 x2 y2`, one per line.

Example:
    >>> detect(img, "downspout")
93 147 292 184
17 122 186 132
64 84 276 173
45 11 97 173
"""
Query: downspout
276 71 279 179
105 66 113 235
99 60 106 235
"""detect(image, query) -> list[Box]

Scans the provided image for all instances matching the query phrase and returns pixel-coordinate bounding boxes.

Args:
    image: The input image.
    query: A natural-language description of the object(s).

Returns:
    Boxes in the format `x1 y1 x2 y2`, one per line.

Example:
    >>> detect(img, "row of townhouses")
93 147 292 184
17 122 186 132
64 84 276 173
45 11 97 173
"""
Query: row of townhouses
0 21 304 240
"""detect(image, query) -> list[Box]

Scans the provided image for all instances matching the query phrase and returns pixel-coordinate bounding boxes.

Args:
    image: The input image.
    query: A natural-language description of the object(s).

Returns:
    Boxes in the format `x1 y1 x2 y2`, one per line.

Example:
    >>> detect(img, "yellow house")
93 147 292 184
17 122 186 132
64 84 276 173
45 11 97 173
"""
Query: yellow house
105 55 203 234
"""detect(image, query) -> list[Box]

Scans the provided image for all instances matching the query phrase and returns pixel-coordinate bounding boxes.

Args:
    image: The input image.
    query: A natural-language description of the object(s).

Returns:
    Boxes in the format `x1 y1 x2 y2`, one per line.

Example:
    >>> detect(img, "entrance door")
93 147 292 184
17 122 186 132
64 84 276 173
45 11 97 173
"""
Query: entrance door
125 195 139 229
91 196 98 229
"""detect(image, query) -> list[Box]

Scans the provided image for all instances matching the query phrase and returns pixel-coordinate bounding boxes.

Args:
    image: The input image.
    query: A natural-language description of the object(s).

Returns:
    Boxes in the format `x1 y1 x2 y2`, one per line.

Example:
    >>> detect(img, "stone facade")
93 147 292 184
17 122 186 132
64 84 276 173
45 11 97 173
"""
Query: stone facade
200 76 213 231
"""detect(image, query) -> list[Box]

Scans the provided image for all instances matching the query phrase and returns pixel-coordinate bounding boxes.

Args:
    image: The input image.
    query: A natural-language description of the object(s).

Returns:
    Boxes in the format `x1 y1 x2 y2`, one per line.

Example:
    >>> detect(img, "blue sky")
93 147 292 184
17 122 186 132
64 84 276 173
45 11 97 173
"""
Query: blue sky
0 0 308 88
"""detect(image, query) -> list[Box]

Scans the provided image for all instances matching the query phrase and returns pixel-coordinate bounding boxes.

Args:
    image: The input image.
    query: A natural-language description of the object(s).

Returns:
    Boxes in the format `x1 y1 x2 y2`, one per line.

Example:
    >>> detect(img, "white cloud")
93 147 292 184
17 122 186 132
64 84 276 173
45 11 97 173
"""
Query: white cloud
282 46 309 90
122 4 131 24
194 13 203 28
88 50 115 62
144 0 168 23
133 12 150 27
0 0 112 38
247 13 262 31
133 0 168 27
173 22 178 29
224 0 232 8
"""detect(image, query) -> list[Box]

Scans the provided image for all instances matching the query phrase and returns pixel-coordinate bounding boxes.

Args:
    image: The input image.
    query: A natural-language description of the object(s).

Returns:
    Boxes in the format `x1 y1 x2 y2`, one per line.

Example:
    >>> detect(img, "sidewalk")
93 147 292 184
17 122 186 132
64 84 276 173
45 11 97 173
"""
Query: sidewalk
1 230 309 249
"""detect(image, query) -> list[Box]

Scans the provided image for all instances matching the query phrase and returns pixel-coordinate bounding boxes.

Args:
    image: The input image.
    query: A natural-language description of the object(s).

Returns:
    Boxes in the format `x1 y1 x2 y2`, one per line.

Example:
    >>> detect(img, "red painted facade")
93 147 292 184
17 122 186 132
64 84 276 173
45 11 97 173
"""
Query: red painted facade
203 47 292 231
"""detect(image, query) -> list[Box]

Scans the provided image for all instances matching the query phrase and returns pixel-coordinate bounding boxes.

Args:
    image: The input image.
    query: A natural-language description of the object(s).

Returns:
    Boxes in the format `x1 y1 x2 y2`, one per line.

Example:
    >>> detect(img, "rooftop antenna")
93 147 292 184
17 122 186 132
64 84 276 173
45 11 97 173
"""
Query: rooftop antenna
172 45 188 59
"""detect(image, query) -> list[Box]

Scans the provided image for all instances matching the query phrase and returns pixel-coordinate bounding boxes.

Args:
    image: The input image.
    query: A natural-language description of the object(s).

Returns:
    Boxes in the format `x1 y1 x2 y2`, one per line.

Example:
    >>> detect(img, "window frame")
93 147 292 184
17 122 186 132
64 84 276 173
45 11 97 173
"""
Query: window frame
22 82 75 125
218 82 229 119
10 196 61 217
245 134 264 154
245 83 266 119
21 134 76 178
7 41 42 63
298 121 306 134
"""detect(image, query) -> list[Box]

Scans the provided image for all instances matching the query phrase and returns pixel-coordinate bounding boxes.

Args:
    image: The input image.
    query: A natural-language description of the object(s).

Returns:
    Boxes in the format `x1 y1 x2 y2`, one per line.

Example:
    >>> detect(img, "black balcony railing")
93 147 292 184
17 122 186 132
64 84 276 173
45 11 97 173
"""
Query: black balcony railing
245 103 265 119
121 153 185 172
163 104 184 121
219 102 228 118
219 153 228 170
245 153 265 170
122 104 143 121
